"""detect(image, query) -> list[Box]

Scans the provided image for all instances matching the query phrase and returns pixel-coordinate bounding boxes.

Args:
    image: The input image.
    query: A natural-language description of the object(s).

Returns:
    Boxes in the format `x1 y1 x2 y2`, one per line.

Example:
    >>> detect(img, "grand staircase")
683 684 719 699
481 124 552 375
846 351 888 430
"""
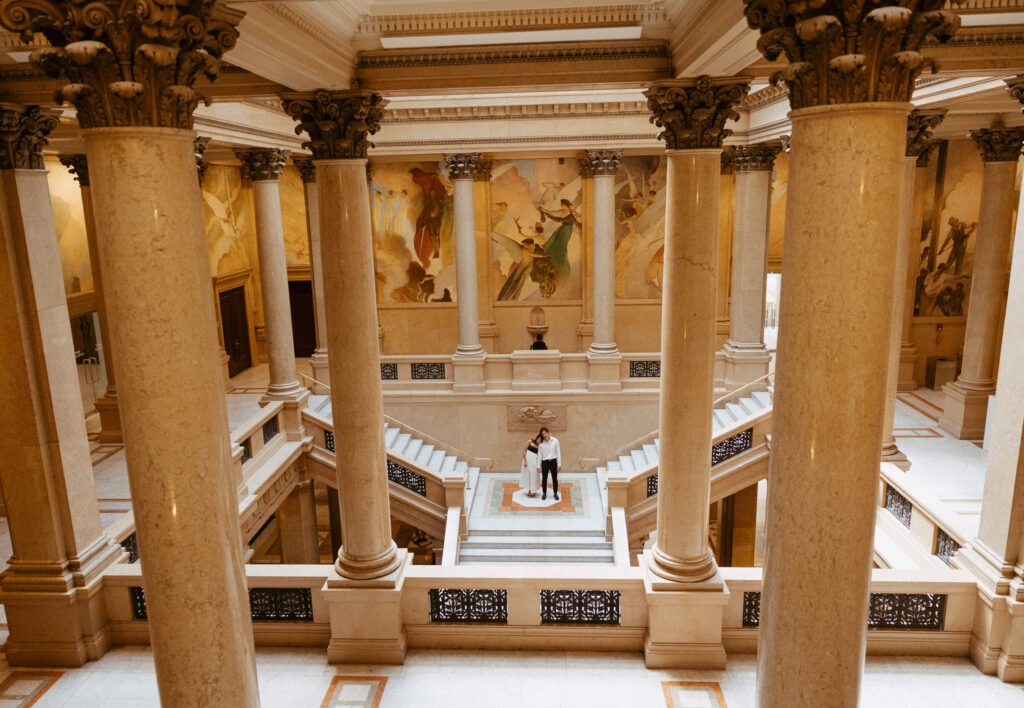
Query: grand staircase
458 529 614 565
383 419 477 482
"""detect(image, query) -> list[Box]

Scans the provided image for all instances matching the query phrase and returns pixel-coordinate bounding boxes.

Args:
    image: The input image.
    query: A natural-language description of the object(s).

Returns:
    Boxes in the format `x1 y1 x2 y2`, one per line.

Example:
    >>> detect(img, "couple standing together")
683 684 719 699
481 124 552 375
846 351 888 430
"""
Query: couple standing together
520 427 562 501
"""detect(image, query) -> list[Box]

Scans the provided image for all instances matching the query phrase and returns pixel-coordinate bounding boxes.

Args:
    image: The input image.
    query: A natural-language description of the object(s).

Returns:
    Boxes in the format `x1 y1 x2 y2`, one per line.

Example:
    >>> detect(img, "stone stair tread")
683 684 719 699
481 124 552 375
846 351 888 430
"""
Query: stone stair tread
712 410 728 430
458 547 614 561
428 449 445 473
618 455 635 473
459 559 615 566
608 460 622 472
642 443 659 465
439 455 457 476
414 443 433 467
469 528 606 538
630 449 648 470
384 426 400 447
461 536 612 549
405 438 423 461
392 432 411 454
725 402 745 421
737 397 756 415
751 390 771 407
454 460 468 474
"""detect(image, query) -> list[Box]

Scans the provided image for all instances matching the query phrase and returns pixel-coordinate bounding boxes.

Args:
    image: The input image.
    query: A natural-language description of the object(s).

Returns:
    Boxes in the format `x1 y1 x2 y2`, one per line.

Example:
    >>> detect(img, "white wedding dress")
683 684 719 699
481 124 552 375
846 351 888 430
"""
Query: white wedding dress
520 445 540 495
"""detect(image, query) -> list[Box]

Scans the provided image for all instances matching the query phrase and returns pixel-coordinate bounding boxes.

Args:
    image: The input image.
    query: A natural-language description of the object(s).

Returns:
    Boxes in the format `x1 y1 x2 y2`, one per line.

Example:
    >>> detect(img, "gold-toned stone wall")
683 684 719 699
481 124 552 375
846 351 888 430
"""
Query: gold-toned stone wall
45 157 93 295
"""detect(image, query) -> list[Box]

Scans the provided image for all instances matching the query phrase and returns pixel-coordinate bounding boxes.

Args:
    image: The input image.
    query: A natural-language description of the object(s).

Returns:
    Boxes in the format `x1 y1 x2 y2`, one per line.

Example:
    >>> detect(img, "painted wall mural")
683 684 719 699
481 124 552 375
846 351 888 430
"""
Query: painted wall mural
370 161 456 304
613 155 667 300
45 157 93 295
767 150 789 271
490 158 583 302
202 164 257 277
279 165 310 266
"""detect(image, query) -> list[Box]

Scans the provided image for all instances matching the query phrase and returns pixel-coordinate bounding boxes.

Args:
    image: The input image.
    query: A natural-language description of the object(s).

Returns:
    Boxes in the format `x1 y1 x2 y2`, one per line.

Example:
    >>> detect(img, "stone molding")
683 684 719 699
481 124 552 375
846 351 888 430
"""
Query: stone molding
357 40 669 70
728 143 782 172
743 1 961 109
383 102 649 124
1005 74 1024 109
293 157 316 184
59 153 89 186
644 75 751 150
583 149 622 176
281 90 387 160
0 103 59 170
0 0 242 129
371 133 658 151
906 108 947 167
195 136 212 184
235 148 289 181
971 127 1024 162
443 153 486 180
740 83 789 111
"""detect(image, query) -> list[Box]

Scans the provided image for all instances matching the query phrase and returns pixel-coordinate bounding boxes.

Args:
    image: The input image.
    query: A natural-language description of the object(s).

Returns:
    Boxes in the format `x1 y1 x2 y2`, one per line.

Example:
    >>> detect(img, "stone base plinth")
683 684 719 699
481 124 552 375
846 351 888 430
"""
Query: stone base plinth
452 351 486 392
940 381 995 440
511 350 562 391
587 349 622 392
310 349 331 393
261 387 310 440
94 394 122 444
640 551 728 669
958 545 1024 682
721 341 770 391
897 344 919 391
325 552 409 665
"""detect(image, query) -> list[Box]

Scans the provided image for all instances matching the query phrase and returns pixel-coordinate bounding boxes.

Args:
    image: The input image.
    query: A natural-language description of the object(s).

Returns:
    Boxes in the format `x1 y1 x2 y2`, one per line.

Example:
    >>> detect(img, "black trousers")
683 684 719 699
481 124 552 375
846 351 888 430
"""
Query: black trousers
541 459 559 496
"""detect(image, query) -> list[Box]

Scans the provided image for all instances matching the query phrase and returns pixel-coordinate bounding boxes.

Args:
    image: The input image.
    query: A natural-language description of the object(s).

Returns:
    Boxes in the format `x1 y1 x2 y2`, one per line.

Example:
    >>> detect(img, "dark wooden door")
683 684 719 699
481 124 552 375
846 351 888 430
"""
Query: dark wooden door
219 286 252 378
288 279 316 358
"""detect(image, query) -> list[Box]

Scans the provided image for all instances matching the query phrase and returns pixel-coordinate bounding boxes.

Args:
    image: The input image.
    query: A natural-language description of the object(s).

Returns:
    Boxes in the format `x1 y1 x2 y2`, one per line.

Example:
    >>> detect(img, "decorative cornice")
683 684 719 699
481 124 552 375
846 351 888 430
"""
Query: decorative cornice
740 83 789 111
59 154 89 186
584 149 622 176
371 133 657 149
443 153 488 181
906 108 947 167
357 40 669 70
0 0 242 129
644 75 751 150
383 102 649 124
743 1 961 109
195 136 212 184
264 3 356 64
281 90 387 160
293 157 316 184
0 103 59 170
971 127 1024 162
235 148 289 181
729 143 782 172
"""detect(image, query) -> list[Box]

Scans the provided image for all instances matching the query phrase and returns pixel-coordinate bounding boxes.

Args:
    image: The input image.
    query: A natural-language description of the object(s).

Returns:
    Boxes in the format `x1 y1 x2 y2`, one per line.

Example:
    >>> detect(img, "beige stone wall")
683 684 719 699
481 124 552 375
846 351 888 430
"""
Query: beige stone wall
45 157 93 296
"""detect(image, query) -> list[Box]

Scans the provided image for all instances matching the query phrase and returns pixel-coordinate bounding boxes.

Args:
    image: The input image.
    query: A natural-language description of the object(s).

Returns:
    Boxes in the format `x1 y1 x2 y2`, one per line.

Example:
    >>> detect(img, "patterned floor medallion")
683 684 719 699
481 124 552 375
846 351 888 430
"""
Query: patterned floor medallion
320 676 388 708
500 482 576 513
0 671 64 707
662 681 728 708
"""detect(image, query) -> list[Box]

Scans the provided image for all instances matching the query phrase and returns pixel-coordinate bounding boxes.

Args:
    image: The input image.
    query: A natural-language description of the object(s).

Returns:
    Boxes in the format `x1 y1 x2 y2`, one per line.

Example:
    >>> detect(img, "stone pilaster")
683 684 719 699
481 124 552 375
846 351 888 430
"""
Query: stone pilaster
743 2 960 705
0 1 260 702
295 157 330 392
585 149 623 390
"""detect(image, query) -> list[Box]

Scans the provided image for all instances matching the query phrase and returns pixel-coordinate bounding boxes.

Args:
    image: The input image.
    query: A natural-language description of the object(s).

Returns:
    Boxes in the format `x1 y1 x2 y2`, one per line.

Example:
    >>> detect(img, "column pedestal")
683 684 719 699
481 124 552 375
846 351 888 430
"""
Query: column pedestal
452 353 486 392
940 381 994 440
324 552 410 664
897 343 920 391
721 341 771 390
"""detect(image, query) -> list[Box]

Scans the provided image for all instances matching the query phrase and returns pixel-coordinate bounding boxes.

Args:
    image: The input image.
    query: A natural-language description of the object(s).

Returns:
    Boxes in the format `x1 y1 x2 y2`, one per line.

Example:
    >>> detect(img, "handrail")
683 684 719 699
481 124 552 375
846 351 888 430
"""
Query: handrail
713 371 774 407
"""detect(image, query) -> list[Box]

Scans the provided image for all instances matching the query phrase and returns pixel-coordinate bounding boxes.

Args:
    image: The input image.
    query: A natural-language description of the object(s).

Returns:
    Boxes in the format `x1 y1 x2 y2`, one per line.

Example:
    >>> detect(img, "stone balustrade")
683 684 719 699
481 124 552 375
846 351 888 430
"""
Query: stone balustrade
878 464 969 568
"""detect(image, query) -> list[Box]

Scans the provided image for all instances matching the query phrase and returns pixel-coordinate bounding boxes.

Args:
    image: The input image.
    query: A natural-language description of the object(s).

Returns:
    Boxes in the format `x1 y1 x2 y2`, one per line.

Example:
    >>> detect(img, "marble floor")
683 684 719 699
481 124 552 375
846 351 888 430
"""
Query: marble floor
468 471 606 534
7 646 1022 707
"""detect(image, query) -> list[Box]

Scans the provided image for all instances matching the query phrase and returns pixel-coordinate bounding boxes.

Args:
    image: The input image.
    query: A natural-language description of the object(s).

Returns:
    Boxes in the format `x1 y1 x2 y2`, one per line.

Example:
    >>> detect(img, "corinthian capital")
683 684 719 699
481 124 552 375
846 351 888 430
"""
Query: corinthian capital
195 136 212 184
281 90 387 160
730 143 782 173
906 109 946 167
971 128 1024 163
0 0 241 129
584 149 622 176
235 149 289 181
59 154 90 186
743 1 961 109
293 158 316 184
644 76 751 150
0 103 60 170
444 153 484 180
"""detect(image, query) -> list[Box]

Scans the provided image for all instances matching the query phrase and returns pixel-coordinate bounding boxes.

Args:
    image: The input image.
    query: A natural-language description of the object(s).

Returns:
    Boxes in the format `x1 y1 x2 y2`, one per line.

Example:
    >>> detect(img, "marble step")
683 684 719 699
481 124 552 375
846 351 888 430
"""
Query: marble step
461 535 612 550
458 547 614 564
468 528 607 538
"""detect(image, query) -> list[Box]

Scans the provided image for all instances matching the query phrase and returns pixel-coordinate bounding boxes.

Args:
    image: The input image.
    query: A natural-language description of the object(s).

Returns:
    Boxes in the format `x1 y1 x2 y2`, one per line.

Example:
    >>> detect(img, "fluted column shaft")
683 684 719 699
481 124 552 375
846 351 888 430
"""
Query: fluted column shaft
295 160 330 391
453 176 483 355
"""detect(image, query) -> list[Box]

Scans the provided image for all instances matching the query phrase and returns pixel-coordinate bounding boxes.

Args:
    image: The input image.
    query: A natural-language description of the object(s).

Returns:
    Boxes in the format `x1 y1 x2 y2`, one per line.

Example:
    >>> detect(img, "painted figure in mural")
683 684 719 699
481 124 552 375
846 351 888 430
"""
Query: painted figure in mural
937 217 977 275
409 167 449 268
920 262 970 316
493 218 558 300
537 199 581 281
646 240 665 290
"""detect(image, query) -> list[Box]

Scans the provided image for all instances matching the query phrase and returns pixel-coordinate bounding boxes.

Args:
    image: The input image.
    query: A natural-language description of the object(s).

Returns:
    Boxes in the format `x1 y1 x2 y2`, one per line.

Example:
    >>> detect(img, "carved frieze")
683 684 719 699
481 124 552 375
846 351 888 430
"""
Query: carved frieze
971 127 1024 163
293 157 316 184
281 90 387 160
507 404 566 432
906 108 947 167
444 153 485 180
195 136 212 184
0 0 242 129
235 148 289 181
743 1 961 109
644 76 751 150
730 143 782 173
0 103 60 170
584 149 622 177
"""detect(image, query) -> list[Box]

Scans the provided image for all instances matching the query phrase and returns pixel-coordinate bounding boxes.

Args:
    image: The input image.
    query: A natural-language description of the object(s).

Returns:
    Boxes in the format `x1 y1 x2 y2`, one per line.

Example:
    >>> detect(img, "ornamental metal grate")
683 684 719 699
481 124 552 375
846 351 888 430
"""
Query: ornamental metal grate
711 428 754 466
646 474 659 497
935 528 961 566
262 416 279 445
628 360 661 378
324 430 335 453
130 586 147 620
249 588 313 622
411 362 446 380
380 363 399 380
540 590 621 625
121 533 139 563
742 591 761 628
885 485 913 528
240 438 252 464
428 589 508 623
740 591 945 630
387 460 427 496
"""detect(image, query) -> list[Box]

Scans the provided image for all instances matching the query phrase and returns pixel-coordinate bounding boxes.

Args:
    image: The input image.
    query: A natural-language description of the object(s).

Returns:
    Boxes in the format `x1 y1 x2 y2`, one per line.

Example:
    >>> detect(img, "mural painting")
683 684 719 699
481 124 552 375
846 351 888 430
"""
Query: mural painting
279 165 310 266
490 158 583 302
370 161 456 304
202 164 257 277
46 157 93 295
613 155 668 299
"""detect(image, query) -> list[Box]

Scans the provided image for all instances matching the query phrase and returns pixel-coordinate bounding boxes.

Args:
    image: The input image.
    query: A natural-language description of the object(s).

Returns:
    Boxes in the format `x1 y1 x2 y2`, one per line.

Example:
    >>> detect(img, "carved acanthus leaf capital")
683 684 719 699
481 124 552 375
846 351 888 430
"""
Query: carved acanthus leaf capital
584 149 622 176
971 128 1024 163
743 1 961 109
730 143 782 172
444 153 484 180
644 76 751 150
779 134 792 154
0 0 242 129
0 103 60 170
720 148 735 175
195 136 211 184
906 108 946 166
235 148 289 181
59 154 89 186
281 90 387 160
293 157 316 184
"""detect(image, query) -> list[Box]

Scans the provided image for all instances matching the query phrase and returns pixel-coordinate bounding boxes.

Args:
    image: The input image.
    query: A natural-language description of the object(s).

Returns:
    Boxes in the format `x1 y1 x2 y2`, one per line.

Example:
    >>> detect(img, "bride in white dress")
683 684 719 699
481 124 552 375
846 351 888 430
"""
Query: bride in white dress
519 434 542 497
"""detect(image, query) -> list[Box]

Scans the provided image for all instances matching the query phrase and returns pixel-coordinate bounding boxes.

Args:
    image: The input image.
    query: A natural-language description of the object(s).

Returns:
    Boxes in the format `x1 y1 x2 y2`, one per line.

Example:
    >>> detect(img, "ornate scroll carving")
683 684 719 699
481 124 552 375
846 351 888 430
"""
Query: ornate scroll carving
1006 75 1024 109
59 153 90 186
971 127 1024 163
293 157 316 184
730 143 782 173
584 149 622 176
906 108 947 167
0 104 60 170
195 136 211 184
644 76 751 150
281 90 387 160
235 148 289 181
0 0 241 129
743 1 961 109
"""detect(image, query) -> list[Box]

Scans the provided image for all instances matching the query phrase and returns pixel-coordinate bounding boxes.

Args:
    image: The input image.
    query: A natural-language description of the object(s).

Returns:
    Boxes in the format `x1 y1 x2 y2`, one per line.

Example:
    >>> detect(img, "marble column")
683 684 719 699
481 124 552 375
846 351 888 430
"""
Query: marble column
1 3 261 702
722 143 781 390
283 89 407 663
276 480 320 564
445 153 487 391
898 110 947 390
294 158 330 393
940 127 1024 439
744 3 961 706
639 75 751 669
0 104 122 666
236 149 308 434
59 154 122 443
585 149 624 391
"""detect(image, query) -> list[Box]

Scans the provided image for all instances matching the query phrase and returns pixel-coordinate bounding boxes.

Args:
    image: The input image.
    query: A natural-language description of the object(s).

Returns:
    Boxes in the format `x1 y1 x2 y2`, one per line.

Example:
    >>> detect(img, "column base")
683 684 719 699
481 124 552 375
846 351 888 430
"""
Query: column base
897 343 919 391
453 348 486 392
94 392 122 444
587 346 622 392
260 386 310 439
324 551 409 665
721 340 771 391
640 551 728 669
310 348 331 393
880 438 910 471
647 542 719 584
939 380 995 440
958 544 1024 682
